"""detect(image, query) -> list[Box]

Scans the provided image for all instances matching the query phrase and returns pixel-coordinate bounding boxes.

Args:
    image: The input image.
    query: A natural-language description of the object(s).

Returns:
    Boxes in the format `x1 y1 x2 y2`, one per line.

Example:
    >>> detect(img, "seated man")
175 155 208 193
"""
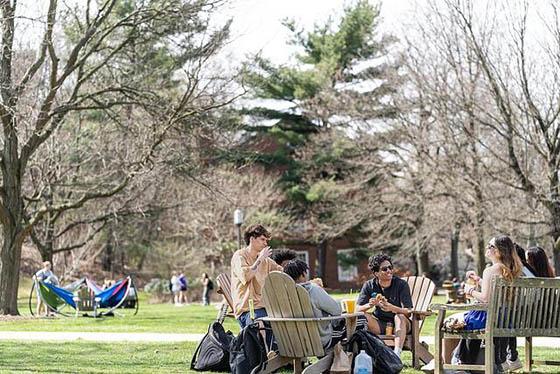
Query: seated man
283 259 343 348
270 248 297 268
356 253 412 357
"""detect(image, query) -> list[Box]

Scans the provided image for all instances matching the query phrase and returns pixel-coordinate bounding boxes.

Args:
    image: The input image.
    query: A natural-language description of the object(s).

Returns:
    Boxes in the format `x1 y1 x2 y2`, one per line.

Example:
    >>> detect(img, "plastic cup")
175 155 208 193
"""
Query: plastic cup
343 299 356 313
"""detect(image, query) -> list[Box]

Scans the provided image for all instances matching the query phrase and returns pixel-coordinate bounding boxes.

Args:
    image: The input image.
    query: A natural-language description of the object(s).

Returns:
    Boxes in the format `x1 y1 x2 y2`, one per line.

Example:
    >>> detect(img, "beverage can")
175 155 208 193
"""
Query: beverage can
386 322 394 335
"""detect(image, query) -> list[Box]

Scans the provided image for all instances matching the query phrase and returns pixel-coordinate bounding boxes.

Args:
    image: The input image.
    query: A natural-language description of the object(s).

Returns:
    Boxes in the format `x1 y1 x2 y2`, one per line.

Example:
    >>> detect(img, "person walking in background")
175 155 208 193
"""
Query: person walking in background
33 261 59 316
170 271 182 306
527 246 556 277
178 272 188 304
201 273 213 306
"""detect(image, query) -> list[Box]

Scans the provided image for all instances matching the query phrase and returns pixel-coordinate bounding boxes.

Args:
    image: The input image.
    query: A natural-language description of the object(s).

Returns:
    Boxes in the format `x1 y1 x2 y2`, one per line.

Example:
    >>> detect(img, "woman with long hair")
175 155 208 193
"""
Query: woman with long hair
425 235 523 372
527 246 555 278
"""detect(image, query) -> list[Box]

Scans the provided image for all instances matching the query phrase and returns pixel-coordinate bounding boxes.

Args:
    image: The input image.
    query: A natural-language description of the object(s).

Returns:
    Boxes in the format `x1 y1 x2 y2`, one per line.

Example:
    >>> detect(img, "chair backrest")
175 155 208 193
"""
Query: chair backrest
404 276 436 331
76 287 94 311
262 271 325 358
216 273 234 312
488 277 560 337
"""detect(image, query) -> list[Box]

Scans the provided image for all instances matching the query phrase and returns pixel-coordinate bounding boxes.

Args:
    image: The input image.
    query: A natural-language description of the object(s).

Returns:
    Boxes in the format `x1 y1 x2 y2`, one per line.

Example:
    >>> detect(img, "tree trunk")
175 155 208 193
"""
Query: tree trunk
0 224 24 315
416 248 430 277
0 131 25 314
554 237 560 276
450 224 460 278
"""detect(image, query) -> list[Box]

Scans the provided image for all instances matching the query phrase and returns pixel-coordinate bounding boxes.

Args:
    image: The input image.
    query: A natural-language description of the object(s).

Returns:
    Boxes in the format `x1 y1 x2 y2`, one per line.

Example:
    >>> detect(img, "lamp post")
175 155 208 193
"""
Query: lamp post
234 208 244 249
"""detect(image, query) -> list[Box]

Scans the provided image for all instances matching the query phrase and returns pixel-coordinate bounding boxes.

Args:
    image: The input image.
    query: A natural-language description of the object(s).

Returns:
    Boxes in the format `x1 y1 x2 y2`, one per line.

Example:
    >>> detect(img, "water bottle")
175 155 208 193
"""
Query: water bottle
353 345 373 374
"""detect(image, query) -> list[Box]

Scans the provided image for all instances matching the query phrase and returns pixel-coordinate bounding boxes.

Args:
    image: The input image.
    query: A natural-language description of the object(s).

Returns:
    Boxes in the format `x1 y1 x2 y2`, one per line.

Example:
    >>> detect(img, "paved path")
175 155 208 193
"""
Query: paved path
0 331 558 347
0 331 205 342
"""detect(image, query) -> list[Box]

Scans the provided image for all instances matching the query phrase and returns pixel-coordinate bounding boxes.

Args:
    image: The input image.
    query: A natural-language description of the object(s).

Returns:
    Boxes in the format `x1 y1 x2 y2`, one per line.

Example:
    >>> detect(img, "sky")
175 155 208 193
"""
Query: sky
214 0 416 66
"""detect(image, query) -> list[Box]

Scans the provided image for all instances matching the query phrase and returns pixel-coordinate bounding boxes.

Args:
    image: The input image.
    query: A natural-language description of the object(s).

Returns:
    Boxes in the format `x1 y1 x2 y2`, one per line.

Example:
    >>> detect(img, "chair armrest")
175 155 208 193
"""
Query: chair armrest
259 312 363 323
430 303 487 311
409 310 433 318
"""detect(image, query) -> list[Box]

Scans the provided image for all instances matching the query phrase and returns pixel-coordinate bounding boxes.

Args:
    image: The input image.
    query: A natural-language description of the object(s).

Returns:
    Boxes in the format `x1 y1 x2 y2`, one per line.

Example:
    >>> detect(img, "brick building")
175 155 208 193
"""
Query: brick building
279 238 371 291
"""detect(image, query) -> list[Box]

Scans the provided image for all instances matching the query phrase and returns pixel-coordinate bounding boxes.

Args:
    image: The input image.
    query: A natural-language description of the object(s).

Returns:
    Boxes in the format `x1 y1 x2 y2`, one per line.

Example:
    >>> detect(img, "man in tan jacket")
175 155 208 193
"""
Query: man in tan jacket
231 224 282 328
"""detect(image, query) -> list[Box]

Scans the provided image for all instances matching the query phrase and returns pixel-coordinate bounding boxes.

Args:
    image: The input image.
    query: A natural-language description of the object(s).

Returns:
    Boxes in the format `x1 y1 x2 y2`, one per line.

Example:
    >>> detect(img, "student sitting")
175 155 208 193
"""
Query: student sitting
283 259 343 348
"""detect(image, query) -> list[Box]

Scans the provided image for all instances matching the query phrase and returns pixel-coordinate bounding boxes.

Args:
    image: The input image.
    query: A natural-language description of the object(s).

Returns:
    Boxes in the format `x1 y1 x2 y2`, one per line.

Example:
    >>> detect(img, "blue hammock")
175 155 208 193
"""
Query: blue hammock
32 276 136 317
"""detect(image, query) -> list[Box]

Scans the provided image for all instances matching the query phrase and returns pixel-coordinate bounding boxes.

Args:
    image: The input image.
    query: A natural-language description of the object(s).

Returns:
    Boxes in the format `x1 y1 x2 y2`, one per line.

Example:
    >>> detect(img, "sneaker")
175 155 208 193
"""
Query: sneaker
503 358 523 372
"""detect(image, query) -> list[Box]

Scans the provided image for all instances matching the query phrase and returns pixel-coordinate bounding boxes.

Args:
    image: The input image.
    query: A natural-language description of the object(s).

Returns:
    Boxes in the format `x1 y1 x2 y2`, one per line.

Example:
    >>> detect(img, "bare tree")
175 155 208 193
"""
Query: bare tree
0 0 232 315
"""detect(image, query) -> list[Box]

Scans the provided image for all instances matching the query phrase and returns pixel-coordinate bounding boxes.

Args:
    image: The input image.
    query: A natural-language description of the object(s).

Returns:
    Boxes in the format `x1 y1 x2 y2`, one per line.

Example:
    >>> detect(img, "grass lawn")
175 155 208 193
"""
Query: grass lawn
0 340 558 373
2 280 558 373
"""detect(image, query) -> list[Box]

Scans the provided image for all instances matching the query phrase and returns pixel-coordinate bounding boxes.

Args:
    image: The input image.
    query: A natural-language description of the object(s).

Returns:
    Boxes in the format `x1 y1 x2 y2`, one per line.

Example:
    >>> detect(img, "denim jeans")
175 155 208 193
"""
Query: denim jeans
238 308 268 328
238 308 276 350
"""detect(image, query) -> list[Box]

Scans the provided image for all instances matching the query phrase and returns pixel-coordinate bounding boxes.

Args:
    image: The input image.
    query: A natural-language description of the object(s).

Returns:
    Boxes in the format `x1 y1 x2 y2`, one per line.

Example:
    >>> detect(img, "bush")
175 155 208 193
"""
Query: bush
144 278 171 294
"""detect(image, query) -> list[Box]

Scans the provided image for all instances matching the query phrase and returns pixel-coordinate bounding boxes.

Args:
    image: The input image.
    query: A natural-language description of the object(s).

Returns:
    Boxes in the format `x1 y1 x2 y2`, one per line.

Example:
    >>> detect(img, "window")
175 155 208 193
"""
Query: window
273 248 308 264
294 250 309 264
337 249 358 282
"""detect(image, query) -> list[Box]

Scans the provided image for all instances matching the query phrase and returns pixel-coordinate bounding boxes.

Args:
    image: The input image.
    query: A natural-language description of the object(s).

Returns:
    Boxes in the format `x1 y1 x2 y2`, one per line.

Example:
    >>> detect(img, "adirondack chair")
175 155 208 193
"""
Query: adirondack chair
73 287 98 317
216 273 235 322
432 277 560 374
258 271 362 374
378 276 436 368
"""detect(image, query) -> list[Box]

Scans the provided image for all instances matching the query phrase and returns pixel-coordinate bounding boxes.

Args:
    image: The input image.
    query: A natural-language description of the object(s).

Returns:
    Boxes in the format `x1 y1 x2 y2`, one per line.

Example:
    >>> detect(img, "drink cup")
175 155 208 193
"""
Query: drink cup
343 299 356 314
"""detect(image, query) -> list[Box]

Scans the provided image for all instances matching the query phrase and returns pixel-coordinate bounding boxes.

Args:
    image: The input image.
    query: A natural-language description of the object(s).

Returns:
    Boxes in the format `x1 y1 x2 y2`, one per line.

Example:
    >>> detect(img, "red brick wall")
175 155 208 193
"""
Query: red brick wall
284 240 370 291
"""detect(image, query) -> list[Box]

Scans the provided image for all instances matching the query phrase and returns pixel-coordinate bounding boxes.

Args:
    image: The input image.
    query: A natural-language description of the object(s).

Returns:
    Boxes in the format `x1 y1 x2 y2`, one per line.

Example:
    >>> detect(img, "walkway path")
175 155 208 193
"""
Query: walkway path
0 331 558 347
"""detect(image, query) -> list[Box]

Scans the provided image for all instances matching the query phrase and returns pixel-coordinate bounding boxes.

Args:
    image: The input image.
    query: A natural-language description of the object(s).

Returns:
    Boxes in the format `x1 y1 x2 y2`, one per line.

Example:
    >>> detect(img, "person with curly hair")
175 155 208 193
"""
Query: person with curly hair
230 224 283 328
356 253 413 357
270 248 297 267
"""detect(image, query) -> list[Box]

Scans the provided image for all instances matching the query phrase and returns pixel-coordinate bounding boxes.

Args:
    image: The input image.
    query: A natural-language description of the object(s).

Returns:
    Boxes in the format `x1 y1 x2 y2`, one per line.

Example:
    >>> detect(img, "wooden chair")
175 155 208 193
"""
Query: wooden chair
377 276 436 368
73 287 98 317
432 277 560 374
258 271 362 374
216 273 235 322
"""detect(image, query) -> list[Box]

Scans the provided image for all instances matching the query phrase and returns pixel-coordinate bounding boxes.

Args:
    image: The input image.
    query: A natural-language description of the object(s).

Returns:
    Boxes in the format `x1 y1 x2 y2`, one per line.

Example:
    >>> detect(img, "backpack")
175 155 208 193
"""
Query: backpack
348 329 403 374
207 279 214 290
229 323 268 374
191 322 233 371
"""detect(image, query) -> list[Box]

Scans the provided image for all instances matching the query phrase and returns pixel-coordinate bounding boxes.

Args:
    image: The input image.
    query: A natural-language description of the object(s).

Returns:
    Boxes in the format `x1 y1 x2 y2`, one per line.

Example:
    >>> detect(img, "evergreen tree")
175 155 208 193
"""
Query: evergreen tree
237 0 401 278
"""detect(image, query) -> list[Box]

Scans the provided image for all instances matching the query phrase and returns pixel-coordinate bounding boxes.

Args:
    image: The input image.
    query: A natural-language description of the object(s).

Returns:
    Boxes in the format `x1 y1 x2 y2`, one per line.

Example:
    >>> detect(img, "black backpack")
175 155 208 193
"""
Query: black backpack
229 323 268 374
207 279 214 290
348 329 403 374
191 322 233 371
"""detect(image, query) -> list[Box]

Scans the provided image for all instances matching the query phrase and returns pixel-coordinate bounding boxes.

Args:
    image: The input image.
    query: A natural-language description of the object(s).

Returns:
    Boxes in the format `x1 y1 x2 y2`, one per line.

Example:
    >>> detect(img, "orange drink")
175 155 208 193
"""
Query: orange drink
343 299 356 313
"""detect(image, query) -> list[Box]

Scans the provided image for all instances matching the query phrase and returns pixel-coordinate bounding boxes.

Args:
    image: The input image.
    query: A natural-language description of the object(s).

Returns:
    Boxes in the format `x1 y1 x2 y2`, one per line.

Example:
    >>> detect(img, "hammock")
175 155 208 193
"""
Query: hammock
30 276 139 317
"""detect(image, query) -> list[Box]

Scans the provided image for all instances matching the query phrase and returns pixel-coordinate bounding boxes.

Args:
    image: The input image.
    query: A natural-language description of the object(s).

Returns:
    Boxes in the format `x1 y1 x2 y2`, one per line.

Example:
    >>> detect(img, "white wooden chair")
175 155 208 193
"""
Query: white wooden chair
216 273 235 323
258 271 361 374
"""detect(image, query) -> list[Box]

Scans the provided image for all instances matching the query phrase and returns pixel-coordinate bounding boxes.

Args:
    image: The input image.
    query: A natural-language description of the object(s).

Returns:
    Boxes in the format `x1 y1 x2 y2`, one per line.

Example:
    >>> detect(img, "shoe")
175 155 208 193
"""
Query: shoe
502 357 523 372
421 359 434 372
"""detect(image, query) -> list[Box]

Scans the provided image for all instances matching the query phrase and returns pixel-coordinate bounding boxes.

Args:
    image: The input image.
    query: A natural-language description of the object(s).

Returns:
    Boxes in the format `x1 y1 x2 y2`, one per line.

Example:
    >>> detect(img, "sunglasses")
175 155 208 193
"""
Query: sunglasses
380 265 394 272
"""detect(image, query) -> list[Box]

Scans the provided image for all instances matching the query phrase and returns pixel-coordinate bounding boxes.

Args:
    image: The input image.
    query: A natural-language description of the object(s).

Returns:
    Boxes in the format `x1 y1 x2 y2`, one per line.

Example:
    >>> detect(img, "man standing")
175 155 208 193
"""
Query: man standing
231 224 283 328
34 261 58 316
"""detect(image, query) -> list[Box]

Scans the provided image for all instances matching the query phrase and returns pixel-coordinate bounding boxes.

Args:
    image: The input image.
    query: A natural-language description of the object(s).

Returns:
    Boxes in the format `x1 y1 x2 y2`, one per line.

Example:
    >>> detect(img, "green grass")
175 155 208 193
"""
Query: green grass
0 341 558 373
6 278 239 333
2 280 558 373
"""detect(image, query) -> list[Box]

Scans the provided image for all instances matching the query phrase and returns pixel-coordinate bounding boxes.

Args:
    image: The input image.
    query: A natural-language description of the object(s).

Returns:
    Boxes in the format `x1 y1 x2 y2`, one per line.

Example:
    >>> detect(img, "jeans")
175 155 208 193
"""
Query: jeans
202 288 211 306
238 308 268 328
238 308 276 350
